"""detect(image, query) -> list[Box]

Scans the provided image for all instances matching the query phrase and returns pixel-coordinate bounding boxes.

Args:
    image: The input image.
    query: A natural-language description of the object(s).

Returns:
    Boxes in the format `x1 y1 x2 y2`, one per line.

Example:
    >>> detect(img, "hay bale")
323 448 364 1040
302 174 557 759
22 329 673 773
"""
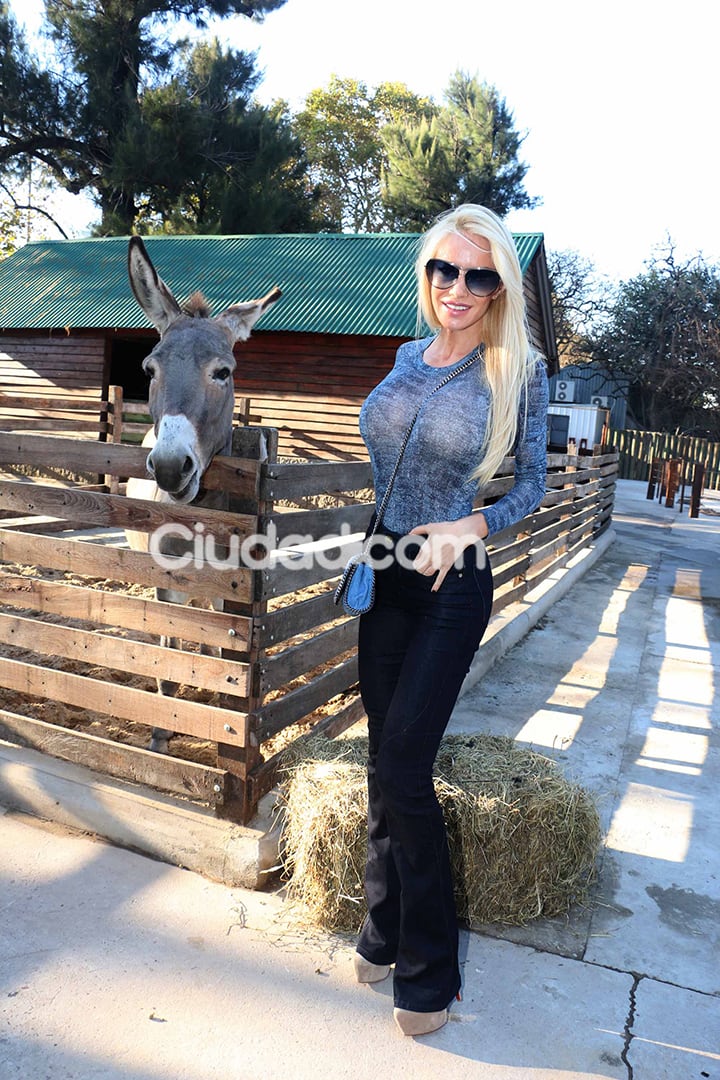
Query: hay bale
279 733 601 933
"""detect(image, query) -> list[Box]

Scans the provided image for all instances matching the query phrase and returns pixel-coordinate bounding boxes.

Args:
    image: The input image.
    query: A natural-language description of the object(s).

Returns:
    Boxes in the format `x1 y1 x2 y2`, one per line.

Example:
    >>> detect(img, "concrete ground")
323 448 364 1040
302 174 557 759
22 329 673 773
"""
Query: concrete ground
1 479 719 1079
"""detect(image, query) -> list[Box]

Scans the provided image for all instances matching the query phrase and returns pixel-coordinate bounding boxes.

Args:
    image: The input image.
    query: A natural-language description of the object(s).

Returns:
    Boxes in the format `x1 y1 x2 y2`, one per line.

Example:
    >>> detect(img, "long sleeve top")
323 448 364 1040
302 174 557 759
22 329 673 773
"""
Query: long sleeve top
358 336 549 538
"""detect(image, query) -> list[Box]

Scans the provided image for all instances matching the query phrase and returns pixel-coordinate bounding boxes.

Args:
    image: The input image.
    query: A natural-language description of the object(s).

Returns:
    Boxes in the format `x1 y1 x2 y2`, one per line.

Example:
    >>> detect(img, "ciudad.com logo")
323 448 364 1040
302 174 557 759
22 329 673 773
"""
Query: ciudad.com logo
148 521 487 573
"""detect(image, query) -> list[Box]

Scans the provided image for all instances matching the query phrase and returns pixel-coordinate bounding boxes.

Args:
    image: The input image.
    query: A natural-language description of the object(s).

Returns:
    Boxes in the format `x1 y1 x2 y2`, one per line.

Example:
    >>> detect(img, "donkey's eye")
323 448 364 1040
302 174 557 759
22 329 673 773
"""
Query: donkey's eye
213 367 232 382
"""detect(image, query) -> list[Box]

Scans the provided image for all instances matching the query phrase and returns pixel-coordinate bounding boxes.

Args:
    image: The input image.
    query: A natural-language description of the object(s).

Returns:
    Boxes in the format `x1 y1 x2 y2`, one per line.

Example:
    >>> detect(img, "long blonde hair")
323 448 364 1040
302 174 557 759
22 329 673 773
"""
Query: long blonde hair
415 204 541 485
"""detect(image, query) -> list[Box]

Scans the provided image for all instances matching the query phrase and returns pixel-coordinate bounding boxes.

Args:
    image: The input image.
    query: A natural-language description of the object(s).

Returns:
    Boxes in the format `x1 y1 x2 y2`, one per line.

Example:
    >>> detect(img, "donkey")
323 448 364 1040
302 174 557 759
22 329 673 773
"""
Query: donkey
125 235 281 752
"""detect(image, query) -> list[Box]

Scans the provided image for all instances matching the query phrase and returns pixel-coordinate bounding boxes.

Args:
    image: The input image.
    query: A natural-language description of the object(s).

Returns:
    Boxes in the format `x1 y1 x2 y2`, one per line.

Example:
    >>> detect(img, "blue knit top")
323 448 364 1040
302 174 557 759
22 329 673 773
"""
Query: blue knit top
359 336 549 537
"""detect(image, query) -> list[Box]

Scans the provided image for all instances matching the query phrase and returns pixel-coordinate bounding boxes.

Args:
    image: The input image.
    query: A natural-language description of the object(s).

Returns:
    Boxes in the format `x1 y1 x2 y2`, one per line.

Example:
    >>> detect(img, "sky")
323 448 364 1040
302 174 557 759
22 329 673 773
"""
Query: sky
11 0 720 282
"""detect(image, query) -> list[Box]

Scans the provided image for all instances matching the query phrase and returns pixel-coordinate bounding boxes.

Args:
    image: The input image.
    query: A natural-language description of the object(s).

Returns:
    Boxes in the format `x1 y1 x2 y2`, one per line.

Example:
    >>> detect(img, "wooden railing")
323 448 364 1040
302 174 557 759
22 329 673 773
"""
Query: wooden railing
0 388 108 444
0 425 617 822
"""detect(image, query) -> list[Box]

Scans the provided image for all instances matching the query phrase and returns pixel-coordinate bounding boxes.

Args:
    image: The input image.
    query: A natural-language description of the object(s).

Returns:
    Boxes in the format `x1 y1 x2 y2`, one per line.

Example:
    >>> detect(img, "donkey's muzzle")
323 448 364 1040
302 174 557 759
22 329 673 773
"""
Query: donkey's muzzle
147 448 197 500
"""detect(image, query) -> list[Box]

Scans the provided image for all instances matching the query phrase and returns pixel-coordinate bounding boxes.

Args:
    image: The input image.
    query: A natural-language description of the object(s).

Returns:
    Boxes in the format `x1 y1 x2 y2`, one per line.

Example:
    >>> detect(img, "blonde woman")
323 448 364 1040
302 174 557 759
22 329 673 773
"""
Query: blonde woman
354 204 549 1035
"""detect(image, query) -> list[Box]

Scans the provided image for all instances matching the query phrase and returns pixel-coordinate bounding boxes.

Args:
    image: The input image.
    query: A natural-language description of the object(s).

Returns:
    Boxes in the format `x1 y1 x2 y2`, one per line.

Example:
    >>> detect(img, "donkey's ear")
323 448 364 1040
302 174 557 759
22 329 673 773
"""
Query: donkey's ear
215 286 282 342
128 236 183 335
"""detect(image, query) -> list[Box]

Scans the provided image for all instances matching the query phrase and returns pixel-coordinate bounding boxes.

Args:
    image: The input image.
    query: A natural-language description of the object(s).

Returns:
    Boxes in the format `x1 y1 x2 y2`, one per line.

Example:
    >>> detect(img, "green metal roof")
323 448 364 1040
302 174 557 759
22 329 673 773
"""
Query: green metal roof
0 232 545 337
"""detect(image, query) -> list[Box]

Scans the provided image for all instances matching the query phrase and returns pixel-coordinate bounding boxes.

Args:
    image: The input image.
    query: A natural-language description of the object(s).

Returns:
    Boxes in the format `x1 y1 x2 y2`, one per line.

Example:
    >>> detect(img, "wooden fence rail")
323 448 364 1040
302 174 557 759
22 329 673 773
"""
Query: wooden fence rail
0 425 618 822
0 388 107 439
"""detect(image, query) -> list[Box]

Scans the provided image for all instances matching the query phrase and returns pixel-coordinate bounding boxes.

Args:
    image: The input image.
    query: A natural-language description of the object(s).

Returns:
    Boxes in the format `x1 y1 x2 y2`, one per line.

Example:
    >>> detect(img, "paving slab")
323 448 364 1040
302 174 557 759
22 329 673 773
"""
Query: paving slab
628 977 720 1080
3 804 718 1080
0 808 631 1080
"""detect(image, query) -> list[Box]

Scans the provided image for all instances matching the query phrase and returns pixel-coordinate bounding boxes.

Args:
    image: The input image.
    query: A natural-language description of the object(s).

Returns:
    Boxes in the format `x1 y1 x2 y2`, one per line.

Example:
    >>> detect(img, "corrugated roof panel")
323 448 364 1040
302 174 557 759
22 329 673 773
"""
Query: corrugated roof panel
513 233 544 272
0 231 544 337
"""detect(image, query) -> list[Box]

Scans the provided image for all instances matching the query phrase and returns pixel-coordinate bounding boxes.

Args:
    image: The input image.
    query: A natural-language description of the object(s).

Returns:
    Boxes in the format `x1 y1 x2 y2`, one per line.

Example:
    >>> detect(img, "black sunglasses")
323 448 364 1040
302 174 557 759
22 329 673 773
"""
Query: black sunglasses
425 258 502 297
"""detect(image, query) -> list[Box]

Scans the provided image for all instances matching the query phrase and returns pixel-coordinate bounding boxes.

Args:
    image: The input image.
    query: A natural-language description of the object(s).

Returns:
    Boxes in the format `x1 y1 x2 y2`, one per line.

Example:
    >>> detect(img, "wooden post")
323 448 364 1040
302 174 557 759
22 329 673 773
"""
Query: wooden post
690 463 705 518
658 459 669 503
565 450 578 555
664 459 681 508
233 395 250 426
679 459 690 512
215 424 277 824
647 456 661 500
106 384 123 494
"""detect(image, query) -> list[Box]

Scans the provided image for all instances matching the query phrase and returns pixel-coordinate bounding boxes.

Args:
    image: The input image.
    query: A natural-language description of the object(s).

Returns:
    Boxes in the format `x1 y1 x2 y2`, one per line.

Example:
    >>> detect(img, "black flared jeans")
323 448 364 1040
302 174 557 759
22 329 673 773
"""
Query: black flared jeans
356 533 493 1013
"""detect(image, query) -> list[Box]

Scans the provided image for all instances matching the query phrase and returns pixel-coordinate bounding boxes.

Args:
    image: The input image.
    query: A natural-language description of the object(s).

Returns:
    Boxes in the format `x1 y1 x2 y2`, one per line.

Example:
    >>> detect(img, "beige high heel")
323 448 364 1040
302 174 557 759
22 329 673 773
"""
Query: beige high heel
353 953 391 983
393 1007 448 1036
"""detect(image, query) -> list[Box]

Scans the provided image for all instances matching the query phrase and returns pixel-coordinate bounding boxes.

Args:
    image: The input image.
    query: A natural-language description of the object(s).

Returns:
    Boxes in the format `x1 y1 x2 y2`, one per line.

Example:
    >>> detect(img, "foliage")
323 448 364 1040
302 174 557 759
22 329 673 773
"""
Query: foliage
0 190 23 257
0 0 320 235
128 44 324 233
546 249 609 366
293 76 432 232
589 246 720 438
0 163 73 254
207 101 328 233
381 72 537 229
291 70 536 233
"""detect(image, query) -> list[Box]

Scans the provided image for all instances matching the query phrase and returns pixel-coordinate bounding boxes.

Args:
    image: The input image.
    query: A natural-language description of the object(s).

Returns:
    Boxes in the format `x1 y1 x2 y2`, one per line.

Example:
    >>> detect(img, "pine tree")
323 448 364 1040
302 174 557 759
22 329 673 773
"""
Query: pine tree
382 71 537 229
0 1 307 235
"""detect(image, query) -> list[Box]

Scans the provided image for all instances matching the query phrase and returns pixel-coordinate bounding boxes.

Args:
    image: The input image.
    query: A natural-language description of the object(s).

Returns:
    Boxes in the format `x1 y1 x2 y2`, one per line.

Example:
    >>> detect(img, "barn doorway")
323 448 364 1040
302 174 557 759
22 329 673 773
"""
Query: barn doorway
108 335 155 401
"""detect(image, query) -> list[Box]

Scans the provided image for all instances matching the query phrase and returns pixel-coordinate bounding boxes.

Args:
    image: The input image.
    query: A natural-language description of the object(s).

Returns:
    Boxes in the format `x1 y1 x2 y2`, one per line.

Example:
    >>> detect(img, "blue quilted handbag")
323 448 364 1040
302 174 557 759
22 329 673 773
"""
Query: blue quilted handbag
334 554 376 617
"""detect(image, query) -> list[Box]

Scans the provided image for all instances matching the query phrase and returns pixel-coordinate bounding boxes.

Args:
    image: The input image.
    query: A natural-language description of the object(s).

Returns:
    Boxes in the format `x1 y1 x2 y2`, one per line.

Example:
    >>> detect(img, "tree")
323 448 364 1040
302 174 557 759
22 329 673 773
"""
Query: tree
0 165 71 255
0 186 23 257
546 249 609 366
0 0 296 235
589 246 720 437
293 76 432 232
382 72 537 229
209 101 327 233
127 42 324 234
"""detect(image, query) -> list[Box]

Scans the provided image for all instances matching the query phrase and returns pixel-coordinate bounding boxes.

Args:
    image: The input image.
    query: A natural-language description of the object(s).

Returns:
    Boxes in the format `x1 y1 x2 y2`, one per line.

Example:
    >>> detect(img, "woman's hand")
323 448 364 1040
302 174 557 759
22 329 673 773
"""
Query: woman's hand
408 514 488 591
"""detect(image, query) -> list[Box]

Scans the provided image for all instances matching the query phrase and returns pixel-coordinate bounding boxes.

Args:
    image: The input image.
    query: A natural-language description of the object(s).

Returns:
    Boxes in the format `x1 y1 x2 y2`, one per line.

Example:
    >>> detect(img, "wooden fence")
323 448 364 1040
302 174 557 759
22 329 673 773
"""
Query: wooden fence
612 428 720 490
0 387 109 439
232 392 367 460
0 425 617 823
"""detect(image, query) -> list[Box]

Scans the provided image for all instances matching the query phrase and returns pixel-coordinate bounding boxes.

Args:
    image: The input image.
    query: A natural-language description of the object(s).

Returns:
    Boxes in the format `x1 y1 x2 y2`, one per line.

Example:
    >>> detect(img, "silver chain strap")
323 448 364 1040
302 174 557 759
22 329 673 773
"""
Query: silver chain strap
364 348 480 550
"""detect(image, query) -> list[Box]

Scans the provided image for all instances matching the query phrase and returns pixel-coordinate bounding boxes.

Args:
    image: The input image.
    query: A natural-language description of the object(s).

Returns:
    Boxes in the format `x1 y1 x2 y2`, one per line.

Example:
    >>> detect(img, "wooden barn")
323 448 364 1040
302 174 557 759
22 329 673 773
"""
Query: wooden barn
0 233 558 457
